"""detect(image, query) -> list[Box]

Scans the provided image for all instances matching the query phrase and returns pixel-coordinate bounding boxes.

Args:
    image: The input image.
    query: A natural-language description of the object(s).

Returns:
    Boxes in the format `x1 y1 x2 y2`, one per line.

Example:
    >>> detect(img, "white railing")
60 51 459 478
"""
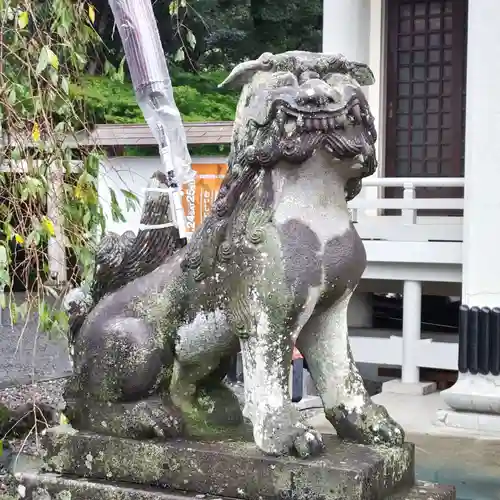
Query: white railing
348 177 464 270
346 177 464 385
349 177 464 243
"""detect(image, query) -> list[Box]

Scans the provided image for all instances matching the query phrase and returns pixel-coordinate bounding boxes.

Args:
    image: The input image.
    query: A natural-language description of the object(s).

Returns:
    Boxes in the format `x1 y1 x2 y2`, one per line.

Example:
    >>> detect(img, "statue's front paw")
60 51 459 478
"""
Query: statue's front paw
327 401 405 447
253 406 324 458
125 400 184 439
292 427 324 458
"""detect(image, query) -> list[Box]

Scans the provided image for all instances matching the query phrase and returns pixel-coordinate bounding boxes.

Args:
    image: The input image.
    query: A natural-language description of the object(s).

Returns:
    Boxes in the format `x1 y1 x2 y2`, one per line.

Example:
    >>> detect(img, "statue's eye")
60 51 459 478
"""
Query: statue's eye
299 71 320 84
259 52 274 67
324 72 355 87
273 72 297 87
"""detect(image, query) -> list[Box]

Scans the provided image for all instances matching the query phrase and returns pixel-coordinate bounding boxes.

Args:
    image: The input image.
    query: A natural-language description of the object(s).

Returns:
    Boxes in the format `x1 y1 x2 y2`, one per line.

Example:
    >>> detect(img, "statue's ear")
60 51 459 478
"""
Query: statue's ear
350 62 375 86
218 53 274 89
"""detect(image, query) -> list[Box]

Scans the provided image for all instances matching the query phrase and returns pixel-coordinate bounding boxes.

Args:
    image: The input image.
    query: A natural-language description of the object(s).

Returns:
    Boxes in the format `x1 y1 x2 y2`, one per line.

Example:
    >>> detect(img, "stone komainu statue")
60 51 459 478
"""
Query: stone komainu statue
64 51 404 458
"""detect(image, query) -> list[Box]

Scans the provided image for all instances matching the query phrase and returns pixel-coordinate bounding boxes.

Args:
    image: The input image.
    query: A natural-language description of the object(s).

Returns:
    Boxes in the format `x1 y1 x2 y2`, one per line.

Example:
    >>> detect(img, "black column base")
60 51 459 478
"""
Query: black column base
458 304 500 375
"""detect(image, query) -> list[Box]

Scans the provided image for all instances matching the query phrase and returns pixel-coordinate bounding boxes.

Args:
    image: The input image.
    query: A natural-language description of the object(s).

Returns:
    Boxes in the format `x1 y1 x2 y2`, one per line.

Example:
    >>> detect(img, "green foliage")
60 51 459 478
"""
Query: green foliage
188 0 322 66
0 0 132 336
72 68 238 125
88 0 322 71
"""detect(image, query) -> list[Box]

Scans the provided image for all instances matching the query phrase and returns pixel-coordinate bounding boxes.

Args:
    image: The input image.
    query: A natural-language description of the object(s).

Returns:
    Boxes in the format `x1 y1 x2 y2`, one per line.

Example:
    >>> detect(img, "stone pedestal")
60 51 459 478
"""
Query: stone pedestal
14 427 456 500
382 379 436 396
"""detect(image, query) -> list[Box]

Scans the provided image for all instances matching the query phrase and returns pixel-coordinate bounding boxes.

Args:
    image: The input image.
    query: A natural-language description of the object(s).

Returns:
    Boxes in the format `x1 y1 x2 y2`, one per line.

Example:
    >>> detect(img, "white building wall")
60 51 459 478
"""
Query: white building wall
98 156 228 235
323 0 387 211
98 157 159 235
323 0 370 62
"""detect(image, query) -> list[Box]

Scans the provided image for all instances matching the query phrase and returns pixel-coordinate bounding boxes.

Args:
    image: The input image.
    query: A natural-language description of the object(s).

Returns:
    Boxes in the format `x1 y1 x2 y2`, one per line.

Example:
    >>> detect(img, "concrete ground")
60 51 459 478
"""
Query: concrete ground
309 391 500 442
0 320 71 389
306 392 500 500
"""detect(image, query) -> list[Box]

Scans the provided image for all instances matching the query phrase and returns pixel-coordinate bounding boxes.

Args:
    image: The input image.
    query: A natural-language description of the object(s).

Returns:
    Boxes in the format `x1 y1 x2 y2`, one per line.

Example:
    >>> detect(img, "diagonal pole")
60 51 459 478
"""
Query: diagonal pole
107 0 195 238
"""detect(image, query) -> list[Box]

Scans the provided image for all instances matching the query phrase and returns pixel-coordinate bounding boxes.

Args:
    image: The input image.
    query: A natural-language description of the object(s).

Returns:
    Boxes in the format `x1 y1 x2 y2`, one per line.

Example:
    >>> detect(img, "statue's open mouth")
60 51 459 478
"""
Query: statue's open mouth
267 93 376 147
275 104 364 136
260 96 376 164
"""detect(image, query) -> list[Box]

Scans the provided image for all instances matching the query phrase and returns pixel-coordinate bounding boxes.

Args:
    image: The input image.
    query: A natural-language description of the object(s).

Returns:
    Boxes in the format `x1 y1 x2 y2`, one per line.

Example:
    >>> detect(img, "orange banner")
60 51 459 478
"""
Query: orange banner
182 163 228 236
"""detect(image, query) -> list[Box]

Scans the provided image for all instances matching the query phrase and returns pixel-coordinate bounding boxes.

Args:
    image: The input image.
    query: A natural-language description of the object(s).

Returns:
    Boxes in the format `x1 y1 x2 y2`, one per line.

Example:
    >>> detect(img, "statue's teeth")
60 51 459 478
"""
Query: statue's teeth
313 118 322 130
327 117 335 129
335 115 347 129
304 118 314 131
351 104 362 123
284 118 296 137
276 109 286 133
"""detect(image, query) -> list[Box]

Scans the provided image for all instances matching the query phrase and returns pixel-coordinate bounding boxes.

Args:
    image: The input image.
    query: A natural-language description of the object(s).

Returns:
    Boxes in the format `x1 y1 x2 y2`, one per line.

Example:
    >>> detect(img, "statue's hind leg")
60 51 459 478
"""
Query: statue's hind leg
65 317 183 439
297 291 405 447
169 316 244 438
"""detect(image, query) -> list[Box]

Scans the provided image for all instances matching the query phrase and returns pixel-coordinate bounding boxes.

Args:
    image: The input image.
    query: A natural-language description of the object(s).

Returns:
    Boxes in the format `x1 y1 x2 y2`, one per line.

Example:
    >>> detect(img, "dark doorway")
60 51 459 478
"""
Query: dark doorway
385 0 468 211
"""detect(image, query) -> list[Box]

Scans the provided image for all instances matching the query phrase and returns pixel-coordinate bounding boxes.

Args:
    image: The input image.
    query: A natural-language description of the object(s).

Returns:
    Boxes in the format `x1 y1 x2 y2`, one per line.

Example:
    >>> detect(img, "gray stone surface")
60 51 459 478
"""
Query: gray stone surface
382 380 437 396
42 427 415 500
19 472 222 500
17 474 456 500
0 318 71 388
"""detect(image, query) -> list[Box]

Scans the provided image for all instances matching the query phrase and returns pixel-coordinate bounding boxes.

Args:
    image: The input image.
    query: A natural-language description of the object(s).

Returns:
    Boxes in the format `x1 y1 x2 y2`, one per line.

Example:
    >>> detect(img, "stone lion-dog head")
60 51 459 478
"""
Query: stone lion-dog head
219 50 378 201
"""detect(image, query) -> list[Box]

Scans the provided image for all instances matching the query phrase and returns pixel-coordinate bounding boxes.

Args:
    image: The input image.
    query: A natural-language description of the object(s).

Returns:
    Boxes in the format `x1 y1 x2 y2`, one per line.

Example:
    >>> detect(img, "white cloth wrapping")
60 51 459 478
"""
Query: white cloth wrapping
108 0 195 185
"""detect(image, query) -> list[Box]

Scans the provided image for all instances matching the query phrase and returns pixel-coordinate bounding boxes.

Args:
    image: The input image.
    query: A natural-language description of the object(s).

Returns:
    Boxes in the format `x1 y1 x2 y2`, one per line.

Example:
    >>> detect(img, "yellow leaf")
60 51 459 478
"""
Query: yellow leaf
59 413 69 425
47 48 59 70
32 122 40 142
169 0 178 15
42 217 55 237
88 4 96 24
74 184 84 200
15 234 24 245
18 11 29 29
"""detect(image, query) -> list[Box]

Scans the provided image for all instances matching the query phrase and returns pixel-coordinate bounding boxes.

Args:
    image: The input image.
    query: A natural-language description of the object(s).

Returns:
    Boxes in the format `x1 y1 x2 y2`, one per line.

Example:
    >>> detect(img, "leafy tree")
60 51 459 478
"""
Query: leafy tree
86 0 322 73
0 0 132 333
197 0 322 64
72 69 238 125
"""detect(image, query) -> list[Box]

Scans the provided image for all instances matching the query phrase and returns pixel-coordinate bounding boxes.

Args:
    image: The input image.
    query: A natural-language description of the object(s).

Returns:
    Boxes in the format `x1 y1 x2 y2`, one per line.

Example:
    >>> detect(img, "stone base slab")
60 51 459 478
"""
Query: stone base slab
382 380 437 396
16 473 456 500
19 472 189 500
42 426 415 500
435 408 500 434
15 474 456 500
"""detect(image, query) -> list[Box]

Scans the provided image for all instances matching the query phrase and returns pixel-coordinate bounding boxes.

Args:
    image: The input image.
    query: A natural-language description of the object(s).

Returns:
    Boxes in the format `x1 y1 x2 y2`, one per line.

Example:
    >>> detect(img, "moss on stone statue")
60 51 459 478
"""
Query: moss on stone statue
0 403 10 433
170 382 251 440
181 406 251 441
46 430 166 484
41 427 416 500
